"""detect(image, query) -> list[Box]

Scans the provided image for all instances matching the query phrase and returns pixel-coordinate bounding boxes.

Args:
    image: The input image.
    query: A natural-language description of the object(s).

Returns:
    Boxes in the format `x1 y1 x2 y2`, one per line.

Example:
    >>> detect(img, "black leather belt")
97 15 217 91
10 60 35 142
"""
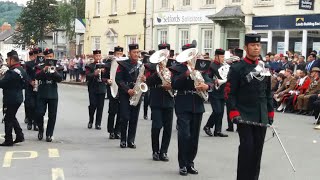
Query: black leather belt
150 84 162 88
38 80 53 85
177 90 198 95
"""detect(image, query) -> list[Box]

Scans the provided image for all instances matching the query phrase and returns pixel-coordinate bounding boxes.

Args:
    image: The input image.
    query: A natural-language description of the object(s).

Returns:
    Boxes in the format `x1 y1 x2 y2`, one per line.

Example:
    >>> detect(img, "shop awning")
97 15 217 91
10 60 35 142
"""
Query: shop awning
207 6 244 21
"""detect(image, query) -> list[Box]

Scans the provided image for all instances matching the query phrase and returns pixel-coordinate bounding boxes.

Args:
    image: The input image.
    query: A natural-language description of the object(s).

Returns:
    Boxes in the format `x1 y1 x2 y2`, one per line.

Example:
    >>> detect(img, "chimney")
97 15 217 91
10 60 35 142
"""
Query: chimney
1 22 12 32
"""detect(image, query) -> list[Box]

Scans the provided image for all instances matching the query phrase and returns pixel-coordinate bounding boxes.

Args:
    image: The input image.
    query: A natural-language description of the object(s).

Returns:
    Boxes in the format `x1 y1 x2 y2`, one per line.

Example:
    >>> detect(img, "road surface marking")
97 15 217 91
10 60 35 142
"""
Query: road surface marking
52 168 65 180
3 151 38 168
48 149 60 158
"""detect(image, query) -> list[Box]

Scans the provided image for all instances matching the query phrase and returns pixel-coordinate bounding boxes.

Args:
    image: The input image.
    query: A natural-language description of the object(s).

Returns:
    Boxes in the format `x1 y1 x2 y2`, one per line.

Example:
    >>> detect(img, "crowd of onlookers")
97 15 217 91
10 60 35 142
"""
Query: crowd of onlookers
263 50 320 125
58 54 90 82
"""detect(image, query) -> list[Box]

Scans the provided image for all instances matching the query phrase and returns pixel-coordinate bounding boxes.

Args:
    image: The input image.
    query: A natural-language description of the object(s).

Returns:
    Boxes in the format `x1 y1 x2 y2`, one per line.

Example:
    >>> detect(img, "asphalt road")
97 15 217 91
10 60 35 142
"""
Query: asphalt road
0 83 319 180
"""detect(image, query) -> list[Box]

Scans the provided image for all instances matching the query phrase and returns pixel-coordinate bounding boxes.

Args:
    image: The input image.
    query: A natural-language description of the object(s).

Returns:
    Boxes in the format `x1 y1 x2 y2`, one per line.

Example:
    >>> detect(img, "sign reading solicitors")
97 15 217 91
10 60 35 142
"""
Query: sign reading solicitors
154 11 213 25
253 14 320 30
299 0 315 10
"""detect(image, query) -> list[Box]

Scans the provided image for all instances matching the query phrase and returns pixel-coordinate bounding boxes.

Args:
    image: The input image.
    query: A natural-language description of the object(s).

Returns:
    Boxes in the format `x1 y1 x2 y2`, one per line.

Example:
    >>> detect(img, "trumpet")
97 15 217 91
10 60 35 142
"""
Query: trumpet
176 48 209 101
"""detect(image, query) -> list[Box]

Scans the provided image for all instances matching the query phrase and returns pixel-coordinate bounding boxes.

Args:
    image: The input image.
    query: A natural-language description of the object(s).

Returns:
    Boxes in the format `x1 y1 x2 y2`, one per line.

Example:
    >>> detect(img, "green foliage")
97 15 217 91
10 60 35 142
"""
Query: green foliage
57 0 85 40
13 0 59 46
0 2 22 26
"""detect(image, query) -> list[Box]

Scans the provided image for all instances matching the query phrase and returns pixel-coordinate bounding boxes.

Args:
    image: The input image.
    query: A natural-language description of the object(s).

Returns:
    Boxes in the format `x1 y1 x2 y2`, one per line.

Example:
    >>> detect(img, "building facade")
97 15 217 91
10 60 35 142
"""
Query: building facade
84 0 146 56
152 0 216 55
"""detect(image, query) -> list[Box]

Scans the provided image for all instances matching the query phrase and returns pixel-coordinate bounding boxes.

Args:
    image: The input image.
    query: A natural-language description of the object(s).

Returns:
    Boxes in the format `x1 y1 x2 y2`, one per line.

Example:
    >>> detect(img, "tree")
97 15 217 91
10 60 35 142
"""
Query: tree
0 2 22 26
57 0 85 41
13 0 59 46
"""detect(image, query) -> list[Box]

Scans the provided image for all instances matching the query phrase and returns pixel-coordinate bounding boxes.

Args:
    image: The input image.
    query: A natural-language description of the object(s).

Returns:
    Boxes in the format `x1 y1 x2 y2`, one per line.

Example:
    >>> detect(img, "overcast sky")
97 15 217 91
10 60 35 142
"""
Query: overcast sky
0 0 28 6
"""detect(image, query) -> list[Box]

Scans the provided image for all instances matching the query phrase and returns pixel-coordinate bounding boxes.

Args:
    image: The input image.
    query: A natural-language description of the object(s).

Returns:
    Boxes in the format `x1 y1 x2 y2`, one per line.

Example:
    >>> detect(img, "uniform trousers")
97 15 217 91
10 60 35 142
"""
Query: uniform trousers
4 104 23 141
151 107 173 153
177 112 202 168
119 94 141 143
36 98 58 137
88 93 105 126
107 96 121 133
237 124 267 180
205 96 225 133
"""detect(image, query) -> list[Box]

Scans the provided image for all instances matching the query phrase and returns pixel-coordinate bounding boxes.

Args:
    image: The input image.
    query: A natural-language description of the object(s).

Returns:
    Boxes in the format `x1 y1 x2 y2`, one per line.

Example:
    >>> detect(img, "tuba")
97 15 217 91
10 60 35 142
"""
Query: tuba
149 49 174 97
129 62 148 106
213 56 240 90
176 48 209 101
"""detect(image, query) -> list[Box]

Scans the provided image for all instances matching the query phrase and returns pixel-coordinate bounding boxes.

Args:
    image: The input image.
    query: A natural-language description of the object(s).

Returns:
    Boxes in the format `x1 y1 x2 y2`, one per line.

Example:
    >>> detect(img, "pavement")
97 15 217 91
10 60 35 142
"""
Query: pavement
0 83 319 180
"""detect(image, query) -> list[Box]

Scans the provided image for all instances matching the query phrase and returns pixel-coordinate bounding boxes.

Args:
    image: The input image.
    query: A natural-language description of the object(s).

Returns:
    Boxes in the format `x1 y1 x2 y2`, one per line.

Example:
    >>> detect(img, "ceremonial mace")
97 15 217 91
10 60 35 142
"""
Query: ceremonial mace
237 120 296 172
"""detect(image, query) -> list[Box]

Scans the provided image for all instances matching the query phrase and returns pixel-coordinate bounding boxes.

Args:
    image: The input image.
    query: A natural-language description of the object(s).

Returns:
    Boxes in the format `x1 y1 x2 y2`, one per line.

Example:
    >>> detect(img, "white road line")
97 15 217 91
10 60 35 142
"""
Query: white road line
48 149 60 158
52 168 65 180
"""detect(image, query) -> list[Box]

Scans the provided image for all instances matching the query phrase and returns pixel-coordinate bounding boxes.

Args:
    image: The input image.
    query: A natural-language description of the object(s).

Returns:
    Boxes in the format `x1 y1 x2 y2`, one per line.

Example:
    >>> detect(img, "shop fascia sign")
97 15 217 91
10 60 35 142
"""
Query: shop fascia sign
252 14 320 30
154 11 213 25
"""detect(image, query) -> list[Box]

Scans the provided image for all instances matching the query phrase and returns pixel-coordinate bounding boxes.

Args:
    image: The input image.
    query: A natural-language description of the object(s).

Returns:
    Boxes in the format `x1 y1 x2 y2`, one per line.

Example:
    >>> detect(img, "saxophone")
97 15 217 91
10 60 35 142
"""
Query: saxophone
129 63 148 106
150 49 174 97
176 48 209 101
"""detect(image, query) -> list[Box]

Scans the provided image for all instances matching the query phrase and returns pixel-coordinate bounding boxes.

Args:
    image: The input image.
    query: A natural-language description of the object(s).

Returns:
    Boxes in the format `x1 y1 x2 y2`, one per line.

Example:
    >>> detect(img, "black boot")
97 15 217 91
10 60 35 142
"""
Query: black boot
13 134 25 144
203 126 213 136
88 106 94 129
38 127 44 140
0 140 14 146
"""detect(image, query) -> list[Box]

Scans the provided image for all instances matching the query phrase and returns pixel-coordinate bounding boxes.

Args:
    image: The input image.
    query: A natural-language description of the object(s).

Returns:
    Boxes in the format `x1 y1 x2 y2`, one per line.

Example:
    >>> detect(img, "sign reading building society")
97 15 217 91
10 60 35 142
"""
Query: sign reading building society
154 11 213 25
253 14 320 30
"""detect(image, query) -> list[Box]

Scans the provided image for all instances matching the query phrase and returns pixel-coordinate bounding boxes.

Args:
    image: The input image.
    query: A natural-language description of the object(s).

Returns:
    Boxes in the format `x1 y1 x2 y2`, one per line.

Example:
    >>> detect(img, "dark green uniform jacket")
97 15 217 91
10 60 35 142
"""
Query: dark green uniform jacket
226 57 274 125
35 65 63 99
0 64 28 105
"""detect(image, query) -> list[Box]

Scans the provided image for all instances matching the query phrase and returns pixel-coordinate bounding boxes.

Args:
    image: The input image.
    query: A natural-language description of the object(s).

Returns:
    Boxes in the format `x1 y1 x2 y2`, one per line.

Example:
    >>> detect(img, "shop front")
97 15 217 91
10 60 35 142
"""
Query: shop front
252 14 320 58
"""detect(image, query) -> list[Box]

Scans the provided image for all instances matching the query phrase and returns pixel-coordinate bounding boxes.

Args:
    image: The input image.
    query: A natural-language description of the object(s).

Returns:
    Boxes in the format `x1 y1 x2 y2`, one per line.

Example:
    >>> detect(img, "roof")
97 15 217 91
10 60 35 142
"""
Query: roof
0 30 14 41
207 6 244 20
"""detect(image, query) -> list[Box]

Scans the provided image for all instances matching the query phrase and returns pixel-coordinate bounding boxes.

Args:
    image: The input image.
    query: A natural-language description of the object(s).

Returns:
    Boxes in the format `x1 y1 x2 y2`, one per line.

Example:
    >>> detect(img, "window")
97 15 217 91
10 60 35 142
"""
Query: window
158 29 168 44
107 36 117 51
111 0 117 14
206 0 214 4
130 0 136 12
161 0 168 8
226 30 240 50
285 0 299 4
202 29 213 55
179 29 189 50
183 0 191 6
95 0 100 16
126 35 138 48
92 36 101 50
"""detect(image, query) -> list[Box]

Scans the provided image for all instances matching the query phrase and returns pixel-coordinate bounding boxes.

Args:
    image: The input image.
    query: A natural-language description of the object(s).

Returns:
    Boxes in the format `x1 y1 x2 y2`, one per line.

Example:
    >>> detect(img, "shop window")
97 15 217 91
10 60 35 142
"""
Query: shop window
179 29 189 51
289 31 302 55
307 31 320 55
158 29 168 44
92 36 101 50
202 29 213 56
272 31 285 54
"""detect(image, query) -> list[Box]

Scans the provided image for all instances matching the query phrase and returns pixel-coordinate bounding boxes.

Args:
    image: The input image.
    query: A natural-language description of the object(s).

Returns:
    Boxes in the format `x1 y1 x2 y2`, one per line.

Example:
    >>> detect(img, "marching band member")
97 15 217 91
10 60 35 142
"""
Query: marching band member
106 46 123 139
24 49 39 131
0 50 28 146
35 48 63 142
116 44 145 149
85 50 109 130
170 44 210 176
203 48 228 137
226 33 274 180
146 43 174 161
